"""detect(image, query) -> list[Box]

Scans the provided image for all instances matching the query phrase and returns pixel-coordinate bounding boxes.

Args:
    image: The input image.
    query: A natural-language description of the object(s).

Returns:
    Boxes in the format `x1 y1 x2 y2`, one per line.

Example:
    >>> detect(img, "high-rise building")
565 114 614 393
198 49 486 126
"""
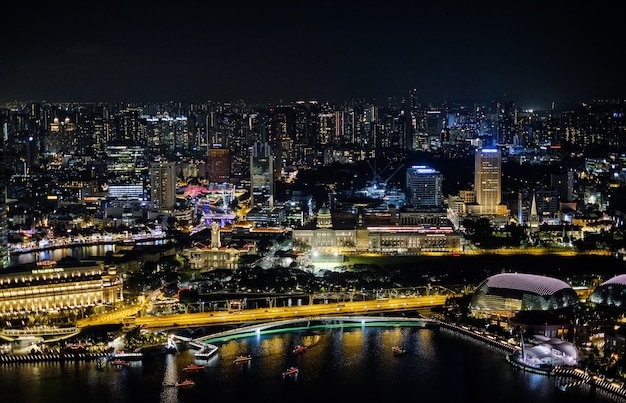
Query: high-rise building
250 141 275 210
0 108 9 269
207 146 230 184
112 108 145 143
150 161 177 212
470 147 508 216
105 142 148 202
405 165 443 207
550 170 575 202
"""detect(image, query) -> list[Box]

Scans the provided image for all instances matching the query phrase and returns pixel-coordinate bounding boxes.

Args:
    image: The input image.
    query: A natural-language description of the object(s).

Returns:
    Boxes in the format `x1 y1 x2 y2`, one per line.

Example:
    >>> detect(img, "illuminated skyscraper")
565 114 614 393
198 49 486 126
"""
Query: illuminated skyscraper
406 165 443 207
105 142 148 202
207 146 230 184
471 147 508 216
250 141 275 210
150 161 177 212
0 108 9 269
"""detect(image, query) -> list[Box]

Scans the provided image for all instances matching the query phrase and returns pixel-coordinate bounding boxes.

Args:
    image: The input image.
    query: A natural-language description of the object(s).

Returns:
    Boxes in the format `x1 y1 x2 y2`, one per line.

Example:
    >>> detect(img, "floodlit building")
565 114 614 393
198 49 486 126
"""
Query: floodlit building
0 259 123 317
588 274 626 309
468 272 579 321
405 165 443 208
468 148 509 216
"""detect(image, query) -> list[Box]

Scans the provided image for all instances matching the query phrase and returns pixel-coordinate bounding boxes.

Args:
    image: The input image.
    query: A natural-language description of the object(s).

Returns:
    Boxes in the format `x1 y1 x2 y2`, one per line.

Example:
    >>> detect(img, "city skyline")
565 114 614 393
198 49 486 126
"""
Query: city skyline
2 1 625 109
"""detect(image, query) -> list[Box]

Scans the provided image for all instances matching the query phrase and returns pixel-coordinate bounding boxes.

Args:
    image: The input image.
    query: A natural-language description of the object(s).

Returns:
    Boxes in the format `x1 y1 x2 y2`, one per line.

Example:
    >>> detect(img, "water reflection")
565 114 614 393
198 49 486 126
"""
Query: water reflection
0 324 620 402
9 243 158 266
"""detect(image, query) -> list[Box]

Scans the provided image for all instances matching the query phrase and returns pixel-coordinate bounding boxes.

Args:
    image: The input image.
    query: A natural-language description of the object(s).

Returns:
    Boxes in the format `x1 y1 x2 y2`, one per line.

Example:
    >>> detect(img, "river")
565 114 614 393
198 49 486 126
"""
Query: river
0 324 621 403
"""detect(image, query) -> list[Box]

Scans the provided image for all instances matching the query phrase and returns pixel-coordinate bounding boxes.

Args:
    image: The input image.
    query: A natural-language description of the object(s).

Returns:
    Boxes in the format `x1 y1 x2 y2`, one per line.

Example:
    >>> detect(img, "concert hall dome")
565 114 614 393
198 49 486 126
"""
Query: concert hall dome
588 274 626 309
468 272 579 319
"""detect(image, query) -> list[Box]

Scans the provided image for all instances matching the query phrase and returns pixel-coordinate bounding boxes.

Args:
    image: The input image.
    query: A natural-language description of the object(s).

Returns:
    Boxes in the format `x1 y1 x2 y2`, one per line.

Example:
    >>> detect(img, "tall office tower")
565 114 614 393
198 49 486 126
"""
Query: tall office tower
550 170 575 202
534 188 559 219
112 108 146 143
0 108 9 269
406 165 443 208
48 116 76 155
250 141 275 210
207 146 231 184
473 147 508 216
150 161 177 212
294 101 321 162
145 112 189 158
105 142 148 202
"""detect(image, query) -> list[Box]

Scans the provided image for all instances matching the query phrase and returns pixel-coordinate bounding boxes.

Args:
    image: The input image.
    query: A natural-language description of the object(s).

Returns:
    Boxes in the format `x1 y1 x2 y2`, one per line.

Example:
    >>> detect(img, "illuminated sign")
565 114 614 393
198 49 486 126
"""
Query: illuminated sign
32 268 64 274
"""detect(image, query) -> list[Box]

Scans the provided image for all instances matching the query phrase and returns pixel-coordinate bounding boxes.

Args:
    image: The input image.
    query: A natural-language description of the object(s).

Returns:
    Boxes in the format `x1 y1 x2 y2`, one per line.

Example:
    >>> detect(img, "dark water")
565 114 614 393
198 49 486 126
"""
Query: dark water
0 326 621 403
9 244 117 266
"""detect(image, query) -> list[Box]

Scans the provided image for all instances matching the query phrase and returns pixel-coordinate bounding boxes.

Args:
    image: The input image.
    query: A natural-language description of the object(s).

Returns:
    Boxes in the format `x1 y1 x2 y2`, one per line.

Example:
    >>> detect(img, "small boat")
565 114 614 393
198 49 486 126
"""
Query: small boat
110 359 130 367
175 379 195 388
182 363 206 372
392 345 407 355
293 344 308 354
233 354 252 364
282 366 299 379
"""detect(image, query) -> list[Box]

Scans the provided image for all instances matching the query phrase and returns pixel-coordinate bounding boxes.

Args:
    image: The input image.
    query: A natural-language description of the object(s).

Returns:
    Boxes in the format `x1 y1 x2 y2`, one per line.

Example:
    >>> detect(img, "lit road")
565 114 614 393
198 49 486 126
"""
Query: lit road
123 294 451 330
78 294 452 330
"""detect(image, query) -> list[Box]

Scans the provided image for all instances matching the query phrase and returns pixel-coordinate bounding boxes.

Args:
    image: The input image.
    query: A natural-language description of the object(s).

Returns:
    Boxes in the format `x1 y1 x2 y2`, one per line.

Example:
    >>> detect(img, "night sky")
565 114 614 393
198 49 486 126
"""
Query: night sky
2 1 624 108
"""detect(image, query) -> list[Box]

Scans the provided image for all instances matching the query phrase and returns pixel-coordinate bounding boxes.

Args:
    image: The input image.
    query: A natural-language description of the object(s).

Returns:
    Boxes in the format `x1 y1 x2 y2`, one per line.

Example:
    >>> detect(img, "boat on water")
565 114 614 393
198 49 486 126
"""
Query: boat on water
392 345 407 355
110 359 130 368
110 350 143 360
182 363 206 372
233 354 252 364
282 366 299 378
293 344 308 354
175 379 195 388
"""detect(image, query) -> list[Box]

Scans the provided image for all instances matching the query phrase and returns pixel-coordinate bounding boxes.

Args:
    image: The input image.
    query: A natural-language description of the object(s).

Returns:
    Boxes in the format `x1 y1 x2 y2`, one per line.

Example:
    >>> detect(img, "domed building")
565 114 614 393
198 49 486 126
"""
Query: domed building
588 274 626 309
469 272 579 321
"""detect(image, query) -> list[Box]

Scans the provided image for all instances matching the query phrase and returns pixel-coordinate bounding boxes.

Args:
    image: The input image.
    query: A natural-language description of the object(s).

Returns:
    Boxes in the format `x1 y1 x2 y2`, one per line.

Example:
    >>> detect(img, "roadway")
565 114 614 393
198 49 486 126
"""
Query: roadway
79 294 453 330
131 294 451 330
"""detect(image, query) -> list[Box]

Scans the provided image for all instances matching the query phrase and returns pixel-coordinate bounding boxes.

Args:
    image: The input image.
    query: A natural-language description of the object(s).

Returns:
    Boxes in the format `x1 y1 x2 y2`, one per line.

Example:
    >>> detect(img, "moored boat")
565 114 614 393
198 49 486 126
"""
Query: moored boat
233 354 252 364
110 359 130 367
392 345 407 355
293 344 308 354
175 379 195 388
182 363 206 372
282 366 299 378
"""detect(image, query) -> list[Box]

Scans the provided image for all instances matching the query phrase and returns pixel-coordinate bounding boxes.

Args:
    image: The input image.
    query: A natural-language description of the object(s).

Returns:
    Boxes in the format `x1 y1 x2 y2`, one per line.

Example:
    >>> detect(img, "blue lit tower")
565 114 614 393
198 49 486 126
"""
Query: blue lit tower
405 165 443 208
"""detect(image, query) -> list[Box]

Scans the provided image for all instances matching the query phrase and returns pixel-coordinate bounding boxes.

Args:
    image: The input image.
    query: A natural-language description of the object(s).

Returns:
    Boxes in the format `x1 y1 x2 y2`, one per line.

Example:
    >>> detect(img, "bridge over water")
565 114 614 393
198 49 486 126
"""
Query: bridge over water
183 315 441 345
128 294 452 331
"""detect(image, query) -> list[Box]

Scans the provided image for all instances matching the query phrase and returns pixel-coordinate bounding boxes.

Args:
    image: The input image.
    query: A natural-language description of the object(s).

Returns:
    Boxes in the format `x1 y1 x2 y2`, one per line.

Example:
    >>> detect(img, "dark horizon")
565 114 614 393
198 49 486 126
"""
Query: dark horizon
2 1 625 110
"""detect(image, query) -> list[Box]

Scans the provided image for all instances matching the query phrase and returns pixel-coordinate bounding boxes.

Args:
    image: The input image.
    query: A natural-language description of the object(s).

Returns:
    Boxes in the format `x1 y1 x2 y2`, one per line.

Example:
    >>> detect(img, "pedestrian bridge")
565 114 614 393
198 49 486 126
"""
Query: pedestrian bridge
172 315 441 346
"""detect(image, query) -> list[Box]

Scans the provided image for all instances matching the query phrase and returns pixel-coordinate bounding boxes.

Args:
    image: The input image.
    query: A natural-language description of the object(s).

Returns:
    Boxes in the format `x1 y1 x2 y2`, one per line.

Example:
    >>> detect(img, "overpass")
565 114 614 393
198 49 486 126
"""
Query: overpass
15 293 454 339
125 294 453 331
